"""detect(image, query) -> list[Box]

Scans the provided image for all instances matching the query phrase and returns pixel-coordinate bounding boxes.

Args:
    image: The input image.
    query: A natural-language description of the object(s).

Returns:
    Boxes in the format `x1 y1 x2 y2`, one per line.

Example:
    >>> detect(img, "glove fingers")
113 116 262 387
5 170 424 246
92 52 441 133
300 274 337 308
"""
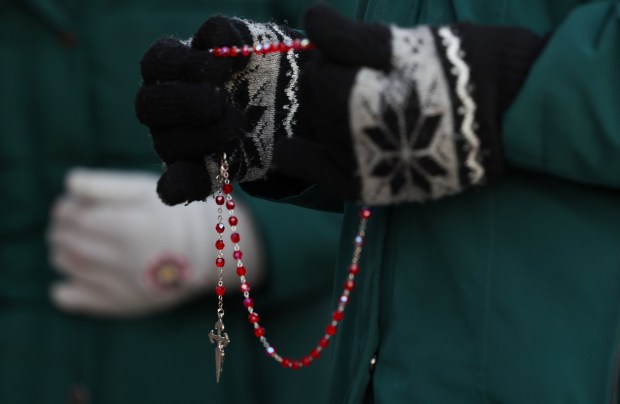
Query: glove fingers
65 168 157 203
150 106 246 164
191 15 250 51
49 225 120 274
52 198 133 245
51 282 137 316
304 4 391 70
52 279 188 317
135 82 227 128
274 138 359 201
51 282 116 315
140 37 243 85
157 160 214 206
52 196 116 234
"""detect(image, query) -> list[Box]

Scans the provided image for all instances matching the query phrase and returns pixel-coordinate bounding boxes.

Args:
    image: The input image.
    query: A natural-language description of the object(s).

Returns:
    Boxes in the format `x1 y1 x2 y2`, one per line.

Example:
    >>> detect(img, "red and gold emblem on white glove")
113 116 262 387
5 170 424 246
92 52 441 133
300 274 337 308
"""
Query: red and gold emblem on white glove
144 253 191 292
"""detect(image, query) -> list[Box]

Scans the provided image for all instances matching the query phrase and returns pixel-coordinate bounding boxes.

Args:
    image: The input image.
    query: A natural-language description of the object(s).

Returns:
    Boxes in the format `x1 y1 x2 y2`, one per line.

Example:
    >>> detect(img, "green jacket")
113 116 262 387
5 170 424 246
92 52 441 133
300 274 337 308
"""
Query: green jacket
0 1 349 403
293 1 620 403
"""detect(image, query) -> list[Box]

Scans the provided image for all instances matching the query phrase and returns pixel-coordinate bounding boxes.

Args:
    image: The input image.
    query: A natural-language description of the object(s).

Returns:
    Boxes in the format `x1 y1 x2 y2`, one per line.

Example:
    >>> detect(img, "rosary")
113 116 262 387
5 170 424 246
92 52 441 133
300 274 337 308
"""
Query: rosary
207 40 372 383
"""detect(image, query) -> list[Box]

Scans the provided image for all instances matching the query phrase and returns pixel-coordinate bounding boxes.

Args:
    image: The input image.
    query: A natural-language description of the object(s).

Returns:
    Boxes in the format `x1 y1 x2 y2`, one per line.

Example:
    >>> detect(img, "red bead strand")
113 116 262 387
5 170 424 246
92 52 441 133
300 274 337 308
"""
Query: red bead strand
217 179 371 370
209 39 315 58
214 186 227 298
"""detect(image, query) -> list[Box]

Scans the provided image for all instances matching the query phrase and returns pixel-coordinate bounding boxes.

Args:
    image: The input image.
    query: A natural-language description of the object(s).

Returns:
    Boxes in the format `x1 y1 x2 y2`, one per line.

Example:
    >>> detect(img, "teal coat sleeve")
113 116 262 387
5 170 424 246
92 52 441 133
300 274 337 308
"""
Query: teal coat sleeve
503 2 620 188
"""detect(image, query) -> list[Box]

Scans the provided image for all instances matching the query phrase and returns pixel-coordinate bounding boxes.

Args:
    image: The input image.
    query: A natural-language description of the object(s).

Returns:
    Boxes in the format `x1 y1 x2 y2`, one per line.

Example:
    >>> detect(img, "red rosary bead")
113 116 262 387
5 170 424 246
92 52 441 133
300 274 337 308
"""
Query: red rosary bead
254 327 265 338
248 313 260 323
210 39 315 58
292 39 303 50
213 154 372 374
213 46 230 57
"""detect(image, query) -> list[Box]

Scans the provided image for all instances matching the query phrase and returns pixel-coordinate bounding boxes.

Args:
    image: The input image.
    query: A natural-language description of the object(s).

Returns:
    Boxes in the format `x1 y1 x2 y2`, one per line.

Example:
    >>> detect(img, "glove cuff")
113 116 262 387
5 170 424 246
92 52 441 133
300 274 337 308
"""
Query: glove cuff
205 20 315 186
452 23 547 182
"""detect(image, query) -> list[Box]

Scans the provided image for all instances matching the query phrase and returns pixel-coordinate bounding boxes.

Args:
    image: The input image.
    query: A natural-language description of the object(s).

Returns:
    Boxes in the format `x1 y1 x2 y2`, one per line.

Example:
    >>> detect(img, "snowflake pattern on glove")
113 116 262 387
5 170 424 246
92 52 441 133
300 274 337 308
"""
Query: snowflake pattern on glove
350 26 484 205
204 20 303 184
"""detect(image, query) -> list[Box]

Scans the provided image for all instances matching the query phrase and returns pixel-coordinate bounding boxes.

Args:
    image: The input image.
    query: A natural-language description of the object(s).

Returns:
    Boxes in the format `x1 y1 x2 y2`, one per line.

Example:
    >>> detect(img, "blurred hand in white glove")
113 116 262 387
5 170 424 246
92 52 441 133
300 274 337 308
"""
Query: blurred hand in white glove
48 168 264 317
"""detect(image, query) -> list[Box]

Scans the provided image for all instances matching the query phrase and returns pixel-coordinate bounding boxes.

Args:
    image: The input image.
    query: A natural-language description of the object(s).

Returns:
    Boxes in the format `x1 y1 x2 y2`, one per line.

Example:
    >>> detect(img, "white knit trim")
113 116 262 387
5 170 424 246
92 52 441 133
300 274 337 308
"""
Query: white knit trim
271 25 299 139
350 26 462 204
437 27 484 185
224 19 281 182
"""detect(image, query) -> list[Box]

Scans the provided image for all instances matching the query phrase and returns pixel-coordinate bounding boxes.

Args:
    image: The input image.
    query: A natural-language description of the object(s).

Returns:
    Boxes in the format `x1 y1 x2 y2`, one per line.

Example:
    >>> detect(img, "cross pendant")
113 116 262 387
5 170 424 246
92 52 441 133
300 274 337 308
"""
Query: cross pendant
208 319 230 383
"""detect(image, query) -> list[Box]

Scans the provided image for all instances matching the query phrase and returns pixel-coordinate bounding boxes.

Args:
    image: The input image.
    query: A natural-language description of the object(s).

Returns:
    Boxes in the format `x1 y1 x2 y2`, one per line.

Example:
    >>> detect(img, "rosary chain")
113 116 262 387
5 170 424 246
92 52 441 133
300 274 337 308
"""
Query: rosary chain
212 155 371 371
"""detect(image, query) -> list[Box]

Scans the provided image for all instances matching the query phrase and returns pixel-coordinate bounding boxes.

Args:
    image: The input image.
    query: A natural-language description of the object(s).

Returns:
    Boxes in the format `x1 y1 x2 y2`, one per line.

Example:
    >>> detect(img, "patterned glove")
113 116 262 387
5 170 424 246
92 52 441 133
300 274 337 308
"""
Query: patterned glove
48 168 264 317
275 4 547 205
135 16 314 205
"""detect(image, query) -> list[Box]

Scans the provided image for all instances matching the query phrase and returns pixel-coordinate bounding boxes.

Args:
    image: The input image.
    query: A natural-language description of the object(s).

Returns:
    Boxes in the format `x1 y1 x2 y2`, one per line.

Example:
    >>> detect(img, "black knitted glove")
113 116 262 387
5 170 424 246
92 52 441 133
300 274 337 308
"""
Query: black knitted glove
275 4 547 205
135 16 314 205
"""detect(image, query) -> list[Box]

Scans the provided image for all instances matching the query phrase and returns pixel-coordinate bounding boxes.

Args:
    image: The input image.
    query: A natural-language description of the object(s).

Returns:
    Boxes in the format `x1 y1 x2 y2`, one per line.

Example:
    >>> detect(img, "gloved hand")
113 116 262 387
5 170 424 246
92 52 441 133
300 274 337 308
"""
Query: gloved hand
48 168 264 317
135 15 315 206
275 4 547 205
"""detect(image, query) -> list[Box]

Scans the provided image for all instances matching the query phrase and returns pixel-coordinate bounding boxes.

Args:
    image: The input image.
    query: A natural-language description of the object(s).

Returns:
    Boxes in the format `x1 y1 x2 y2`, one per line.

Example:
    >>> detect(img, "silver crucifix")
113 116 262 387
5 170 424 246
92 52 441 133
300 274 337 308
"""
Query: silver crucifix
208 319 230 383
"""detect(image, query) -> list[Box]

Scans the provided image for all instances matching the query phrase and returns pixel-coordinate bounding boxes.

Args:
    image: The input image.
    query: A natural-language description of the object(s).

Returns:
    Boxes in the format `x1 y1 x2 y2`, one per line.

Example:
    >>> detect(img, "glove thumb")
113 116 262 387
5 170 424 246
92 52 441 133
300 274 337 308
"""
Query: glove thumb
303 4 391 70
157 161 214 206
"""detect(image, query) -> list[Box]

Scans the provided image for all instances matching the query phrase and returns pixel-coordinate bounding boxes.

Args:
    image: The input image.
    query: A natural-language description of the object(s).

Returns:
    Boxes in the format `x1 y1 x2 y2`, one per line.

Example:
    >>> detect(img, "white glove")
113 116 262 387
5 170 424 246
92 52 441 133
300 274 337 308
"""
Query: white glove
48 168 264 317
